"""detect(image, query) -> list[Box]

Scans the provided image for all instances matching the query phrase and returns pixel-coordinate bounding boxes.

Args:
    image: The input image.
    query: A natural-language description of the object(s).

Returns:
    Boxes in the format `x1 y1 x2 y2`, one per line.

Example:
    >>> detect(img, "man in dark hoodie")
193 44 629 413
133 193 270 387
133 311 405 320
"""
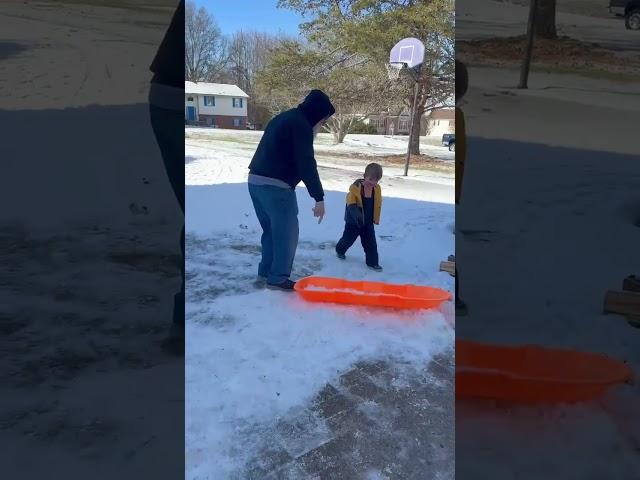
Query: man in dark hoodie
148 0 184 354
248 90 336 291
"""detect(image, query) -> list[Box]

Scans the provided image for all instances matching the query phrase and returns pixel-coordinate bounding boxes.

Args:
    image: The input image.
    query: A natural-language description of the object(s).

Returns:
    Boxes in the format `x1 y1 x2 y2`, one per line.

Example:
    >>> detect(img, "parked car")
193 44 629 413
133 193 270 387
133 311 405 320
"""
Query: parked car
442 133 455 151
246 123 256 130
610 0 640 30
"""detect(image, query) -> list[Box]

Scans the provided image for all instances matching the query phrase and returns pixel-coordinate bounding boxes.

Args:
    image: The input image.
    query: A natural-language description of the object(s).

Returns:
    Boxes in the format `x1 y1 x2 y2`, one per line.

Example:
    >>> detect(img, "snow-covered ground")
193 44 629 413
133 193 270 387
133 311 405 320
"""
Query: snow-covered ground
1 2 185 479
186 128 455 200
186 127 454 161
185 129 455 478
457 135 640 479
455 6 640 477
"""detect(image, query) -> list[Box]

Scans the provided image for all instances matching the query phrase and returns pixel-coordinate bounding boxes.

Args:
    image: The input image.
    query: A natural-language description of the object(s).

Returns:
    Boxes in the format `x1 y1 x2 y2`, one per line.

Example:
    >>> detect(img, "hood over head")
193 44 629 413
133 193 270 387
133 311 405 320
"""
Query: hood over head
298 89 335 127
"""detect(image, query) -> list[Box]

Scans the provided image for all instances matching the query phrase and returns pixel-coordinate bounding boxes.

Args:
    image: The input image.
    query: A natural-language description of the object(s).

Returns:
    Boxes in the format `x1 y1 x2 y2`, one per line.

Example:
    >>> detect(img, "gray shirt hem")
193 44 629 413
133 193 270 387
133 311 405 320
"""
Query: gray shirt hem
248 173 292 189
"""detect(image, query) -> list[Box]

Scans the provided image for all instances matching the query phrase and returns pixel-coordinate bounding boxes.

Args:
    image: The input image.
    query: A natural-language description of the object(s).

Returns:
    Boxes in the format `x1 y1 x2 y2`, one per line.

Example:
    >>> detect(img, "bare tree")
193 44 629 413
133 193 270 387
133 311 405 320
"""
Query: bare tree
227 32 252 92
185 1 228 82
227 31 289 93
226 31 293 127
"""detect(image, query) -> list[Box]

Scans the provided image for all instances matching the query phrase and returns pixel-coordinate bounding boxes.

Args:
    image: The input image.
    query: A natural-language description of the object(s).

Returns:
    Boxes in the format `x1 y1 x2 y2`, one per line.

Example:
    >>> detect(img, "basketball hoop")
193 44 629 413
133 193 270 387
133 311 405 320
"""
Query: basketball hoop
386 62 405 81
388 37 426 176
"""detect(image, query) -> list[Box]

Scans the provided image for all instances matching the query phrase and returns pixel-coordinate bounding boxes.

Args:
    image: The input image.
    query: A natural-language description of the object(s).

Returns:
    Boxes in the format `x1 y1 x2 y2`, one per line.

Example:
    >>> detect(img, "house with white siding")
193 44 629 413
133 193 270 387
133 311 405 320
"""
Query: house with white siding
425 109 455 136
184 82 249 129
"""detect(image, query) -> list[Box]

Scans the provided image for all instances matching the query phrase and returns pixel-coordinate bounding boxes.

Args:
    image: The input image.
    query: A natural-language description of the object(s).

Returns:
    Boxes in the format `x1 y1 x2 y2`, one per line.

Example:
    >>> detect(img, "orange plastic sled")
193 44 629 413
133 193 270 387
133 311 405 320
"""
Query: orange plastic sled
456 340 633 403
294 276 451 310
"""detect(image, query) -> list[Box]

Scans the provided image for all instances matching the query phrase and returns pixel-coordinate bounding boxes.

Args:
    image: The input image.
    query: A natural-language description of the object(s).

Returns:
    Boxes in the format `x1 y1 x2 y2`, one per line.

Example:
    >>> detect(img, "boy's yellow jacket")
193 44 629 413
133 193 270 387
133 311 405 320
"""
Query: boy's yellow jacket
455 107 466 204
345 179 382 226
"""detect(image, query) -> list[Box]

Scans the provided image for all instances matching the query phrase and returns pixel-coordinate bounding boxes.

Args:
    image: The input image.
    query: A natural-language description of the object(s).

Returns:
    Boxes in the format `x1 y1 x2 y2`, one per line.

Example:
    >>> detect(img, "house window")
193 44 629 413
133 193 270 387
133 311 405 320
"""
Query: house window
233 118 241 127
187 96 194 102
204 96 215 106
233 98 244 108
399 119 409 130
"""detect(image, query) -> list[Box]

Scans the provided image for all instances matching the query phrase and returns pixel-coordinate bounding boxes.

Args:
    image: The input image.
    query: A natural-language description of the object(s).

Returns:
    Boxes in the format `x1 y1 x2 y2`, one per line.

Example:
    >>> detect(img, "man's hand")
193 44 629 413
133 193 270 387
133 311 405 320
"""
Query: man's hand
312 201 325 224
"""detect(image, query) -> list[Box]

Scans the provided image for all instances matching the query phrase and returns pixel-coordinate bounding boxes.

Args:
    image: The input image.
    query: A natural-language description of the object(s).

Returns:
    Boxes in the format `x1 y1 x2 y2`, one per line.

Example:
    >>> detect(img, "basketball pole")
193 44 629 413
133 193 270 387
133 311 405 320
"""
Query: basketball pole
519 0 538 89
403 67 421 177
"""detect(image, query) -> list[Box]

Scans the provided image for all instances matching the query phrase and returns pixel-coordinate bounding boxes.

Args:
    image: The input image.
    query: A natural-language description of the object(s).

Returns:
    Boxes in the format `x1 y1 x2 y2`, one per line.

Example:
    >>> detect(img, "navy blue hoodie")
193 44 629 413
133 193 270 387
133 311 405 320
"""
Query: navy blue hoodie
150 0 184 88
248 90 335 202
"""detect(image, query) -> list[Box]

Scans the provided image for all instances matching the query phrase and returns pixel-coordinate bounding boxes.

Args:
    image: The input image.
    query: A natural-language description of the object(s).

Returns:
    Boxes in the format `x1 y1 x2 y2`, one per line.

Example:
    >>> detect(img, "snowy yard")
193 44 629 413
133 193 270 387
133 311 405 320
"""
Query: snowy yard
453 31 640 475
455 136 640 479
185 129 455 479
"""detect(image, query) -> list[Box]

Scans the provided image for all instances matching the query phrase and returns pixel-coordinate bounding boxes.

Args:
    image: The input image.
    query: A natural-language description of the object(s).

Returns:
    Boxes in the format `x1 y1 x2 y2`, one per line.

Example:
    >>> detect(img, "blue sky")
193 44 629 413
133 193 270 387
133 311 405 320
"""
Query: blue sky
193 0 307 36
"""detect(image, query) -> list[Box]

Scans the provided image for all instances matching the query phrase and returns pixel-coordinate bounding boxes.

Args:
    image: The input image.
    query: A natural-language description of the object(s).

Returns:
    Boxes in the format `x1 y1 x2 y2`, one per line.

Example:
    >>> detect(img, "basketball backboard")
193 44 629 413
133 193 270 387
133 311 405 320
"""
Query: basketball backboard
389 37 425 69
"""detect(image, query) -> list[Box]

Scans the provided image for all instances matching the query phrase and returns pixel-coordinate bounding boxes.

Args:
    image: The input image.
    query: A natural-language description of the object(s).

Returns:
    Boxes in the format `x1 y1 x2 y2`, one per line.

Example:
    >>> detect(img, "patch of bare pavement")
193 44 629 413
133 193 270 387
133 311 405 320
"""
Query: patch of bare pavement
238 355 454 480
0 223 183 477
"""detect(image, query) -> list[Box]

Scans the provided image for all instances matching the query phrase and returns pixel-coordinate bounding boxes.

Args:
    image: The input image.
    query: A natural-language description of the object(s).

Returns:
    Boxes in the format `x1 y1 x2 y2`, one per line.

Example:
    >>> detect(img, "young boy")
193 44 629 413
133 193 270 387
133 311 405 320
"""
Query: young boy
455 59 469 315
336 163 383 271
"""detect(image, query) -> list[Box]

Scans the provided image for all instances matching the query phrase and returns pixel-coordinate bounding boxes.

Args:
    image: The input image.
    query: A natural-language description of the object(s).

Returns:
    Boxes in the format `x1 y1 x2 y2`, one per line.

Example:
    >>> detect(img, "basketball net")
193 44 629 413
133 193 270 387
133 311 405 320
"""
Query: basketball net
385 62 405 81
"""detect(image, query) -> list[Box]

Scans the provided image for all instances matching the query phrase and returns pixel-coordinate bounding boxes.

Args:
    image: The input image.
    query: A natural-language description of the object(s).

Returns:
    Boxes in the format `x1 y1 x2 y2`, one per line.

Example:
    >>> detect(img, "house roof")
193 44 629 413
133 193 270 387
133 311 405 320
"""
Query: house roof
184 81 249 98
428 109 454 120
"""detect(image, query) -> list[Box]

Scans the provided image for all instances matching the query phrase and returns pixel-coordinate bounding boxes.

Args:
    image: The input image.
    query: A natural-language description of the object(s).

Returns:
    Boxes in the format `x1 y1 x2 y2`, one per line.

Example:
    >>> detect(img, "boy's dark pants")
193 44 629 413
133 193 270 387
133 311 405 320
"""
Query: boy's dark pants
336 223 379 266
150 104 184 327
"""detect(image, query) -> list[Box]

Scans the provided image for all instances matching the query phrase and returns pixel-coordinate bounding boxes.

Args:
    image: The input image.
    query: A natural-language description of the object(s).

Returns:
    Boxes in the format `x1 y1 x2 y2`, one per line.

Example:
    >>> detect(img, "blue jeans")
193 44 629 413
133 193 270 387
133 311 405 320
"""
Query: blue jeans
248 183 299 284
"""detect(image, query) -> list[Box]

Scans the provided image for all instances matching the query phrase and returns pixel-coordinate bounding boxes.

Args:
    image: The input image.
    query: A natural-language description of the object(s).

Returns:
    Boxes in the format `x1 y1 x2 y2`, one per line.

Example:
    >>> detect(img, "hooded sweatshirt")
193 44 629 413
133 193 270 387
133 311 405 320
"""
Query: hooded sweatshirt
148 1 184 111
248 90 336 202
150 0 184 88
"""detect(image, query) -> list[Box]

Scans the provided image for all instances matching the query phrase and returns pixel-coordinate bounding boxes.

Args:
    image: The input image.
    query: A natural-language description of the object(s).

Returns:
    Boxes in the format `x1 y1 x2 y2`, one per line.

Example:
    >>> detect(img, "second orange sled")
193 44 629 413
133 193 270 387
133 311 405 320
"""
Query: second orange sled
456 340 633 403
294 276 451 310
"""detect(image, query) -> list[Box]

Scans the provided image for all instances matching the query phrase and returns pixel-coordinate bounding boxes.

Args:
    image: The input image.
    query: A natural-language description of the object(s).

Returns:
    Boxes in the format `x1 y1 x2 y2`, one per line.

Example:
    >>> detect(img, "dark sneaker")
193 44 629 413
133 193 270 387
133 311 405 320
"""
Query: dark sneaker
367 265 383 272
266 279 296 292
336 252 346 260
455 299 468 316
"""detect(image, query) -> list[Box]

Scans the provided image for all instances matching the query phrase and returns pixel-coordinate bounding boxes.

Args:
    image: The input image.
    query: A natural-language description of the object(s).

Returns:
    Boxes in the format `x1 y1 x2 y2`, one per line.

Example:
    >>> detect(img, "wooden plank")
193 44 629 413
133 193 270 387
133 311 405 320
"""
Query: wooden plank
604 290 640 317
439 261 455 271
623 275 640 293
439 261 455 276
